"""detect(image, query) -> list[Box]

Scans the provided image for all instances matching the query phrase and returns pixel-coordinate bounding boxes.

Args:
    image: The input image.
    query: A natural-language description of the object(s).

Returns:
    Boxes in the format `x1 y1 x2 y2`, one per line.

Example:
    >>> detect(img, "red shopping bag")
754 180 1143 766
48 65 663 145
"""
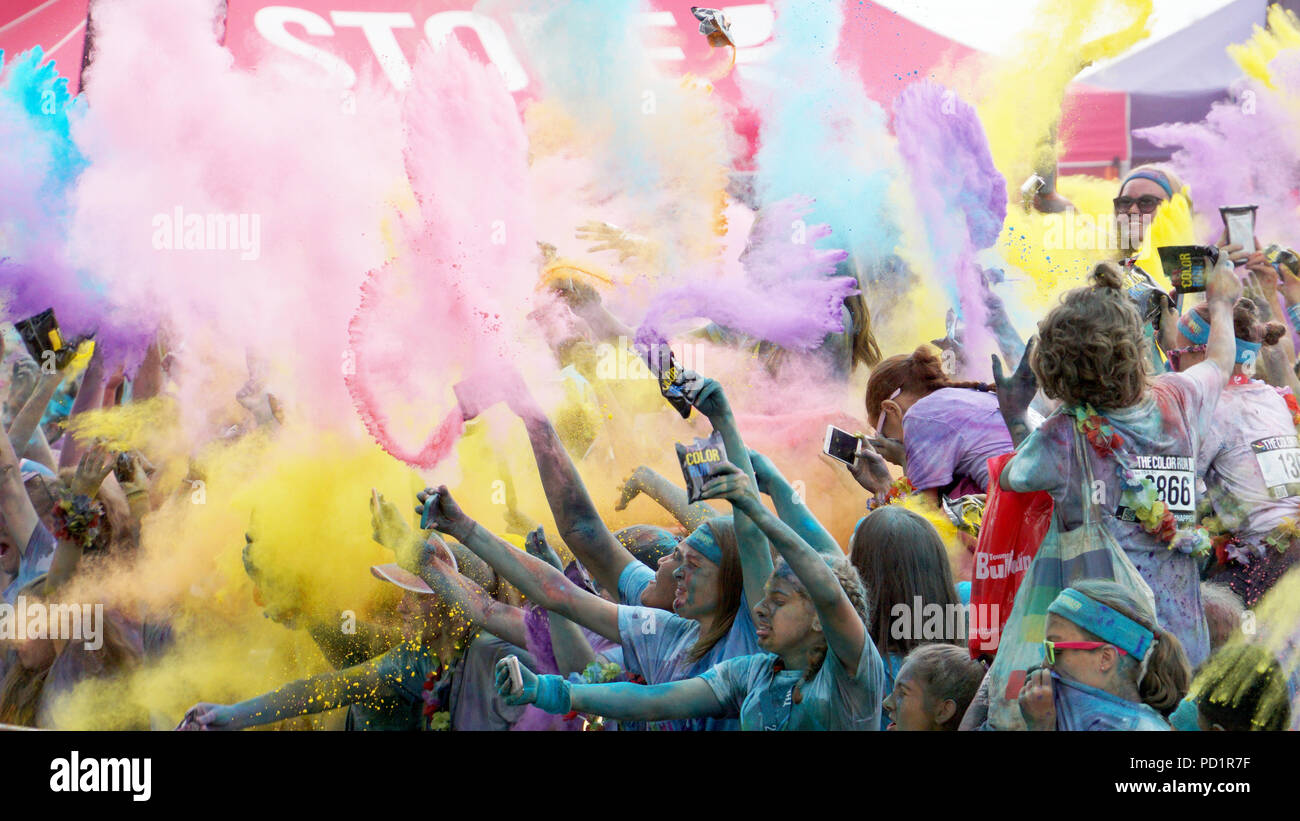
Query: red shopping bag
967 452 1053 659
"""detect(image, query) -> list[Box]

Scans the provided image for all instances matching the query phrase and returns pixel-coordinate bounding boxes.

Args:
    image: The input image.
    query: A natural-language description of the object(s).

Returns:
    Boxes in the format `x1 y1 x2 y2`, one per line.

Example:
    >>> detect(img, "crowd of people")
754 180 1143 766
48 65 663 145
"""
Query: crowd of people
2 161 1299 734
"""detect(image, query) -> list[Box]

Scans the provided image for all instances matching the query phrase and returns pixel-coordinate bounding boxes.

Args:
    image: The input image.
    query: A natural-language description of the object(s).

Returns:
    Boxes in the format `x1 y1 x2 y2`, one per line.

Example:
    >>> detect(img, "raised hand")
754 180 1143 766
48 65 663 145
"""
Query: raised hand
697 461 753 506
614 466 652 511
846 438 893 495
864 436 905 468
415 486 474 543
369 489 416 555
70 444 117 498
523 525 563 571
992 336 1038 447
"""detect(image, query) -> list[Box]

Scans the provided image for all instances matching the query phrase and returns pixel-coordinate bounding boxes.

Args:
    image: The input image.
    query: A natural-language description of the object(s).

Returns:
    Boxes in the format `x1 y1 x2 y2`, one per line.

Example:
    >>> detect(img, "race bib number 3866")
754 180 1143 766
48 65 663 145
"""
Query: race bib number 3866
1252 435 1300 499
1115 455 1197 524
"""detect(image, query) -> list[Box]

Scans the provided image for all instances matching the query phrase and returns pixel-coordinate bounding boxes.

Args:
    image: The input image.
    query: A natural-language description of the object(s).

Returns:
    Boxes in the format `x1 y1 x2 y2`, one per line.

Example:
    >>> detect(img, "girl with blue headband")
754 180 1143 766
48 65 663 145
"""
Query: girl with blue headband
999 259 1242 669
490 462 886 731
1167 298 1300 606
1019 579 1189 731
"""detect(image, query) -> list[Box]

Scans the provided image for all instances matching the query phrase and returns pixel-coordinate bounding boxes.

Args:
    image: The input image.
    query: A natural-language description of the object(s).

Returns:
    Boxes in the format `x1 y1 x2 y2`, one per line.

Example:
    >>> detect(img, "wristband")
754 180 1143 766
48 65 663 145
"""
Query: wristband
1286 303 1300 333
532 675 573 715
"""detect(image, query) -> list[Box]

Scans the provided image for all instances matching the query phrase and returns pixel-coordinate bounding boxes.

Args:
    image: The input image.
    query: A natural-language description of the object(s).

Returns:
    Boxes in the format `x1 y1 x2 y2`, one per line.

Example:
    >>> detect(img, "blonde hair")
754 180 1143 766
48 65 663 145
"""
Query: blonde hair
1032 263 1150 411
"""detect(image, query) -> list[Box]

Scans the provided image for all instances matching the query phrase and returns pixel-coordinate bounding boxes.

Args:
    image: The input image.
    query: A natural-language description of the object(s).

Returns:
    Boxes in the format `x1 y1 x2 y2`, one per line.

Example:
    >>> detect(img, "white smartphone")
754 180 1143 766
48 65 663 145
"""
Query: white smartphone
503 655 523 695
1221 205 1258 256
823 425 861 466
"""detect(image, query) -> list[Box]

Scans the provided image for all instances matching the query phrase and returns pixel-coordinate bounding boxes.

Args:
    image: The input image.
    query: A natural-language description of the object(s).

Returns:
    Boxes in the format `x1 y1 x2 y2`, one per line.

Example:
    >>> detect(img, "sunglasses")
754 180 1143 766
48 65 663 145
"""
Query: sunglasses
1165 343 1207 371
1043 639 1127 666
1113 195 1165 214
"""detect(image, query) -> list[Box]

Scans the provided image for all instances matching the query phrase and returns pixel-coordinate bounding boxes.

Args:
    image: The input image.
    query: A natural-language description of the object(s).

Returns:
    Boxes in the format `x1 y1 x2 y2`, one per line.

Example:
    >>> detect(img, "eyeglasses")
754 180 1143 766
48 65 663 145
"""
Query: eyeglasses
1165 343 1207 371
1113 195 1165 214
1043 639 1127 666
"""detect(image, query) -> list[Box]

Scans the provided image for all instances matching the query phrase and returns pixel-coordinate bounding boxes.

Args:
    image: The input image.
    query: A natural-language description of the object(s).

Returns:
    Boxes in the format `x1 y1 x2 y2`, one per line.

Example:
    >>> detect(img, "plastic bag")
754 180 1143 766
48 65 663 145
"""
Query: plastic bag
985 426 1155 730
967 452 1053 659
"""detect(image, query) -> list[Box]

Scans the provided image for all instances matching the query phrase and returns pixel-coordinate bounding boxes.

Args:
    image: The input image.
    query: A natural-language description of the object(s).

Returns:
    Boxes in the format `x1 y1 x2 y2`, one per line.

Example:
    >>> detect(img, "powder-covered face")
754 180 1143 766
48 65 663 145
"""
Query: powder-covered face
641 546 682 612
1115 177 1166 252
0 516 17 576
395 590 446 645
1044 613 1112 690
752 573 818 657
883 664 938 731
671 542 721 620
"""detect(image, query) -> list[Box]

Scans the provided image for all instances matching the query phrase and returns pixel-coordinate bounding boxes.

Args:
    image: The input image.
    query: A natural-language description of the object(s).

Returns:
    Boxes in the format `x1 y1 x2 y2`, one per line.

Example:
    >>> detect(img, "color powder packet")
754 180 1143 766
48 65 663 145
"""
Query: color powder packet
676 431 728 504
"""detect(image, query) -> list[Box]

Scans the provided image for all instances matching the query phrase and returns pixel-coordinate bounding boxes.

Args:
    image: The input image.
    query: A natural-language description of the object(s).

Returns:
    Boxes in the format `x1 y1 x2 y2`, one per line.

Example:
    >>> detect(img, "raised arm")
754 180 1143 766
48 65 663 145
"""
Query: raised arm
178 659 387 730
1205 252 1245 382
507 388 636 597
523 526 599 675
7 368 62 456
703 463 866 672
615 465 718 532
495 658 723 721
992 337 1039 448
45 446 116 593
412 532 527 648
418 486 620 643
748 449 839 557
0 405 38 552
684 377 772 608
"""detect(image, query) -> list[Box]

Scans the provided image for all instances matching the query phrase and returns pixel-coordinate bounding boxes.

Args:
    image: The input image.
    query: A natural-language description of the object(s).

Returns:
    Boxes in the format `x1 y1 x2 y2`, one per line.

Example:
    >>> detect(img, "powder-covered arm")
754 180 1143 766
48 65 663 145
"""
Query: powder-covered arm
178 659 388 731
6 369 61 457
703 464 866 673
495 659 725 721
413 534 528 648
748 449 840 558
419 485 620 643
615 465 718 533
687 377 773 610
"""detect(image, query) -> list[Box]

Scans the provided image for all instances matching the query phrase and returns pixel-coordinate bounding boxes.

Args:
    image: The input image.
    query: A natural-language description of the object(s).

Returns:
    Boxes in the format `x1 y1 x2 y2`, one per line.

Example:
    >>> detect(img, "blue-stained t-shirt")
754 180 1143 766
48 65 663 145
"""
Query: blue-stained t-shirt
617 560 656 606
3 522 54 604
617 601 759 731
1052 673 1170 731
700 638 885 731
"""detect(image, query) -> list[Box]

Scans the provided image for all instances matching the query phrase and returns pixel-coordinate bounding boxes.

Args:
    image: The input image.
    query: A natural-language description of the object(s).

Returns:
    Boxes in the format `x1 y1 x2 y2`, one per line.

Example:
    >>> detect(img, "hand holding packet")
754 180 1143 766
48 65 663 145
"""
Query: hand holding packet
1158 245 1220 294
677 431 728 503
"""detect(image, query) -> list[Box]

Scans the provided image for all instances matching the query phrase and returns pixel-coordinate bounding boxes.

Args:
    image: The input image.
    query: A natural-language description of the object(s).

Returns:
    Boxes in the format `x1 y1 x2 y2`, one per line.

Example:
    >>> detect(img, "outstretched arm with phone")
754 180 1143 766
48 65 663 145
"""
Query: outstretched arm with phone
496 656 724 721
418 486 621 643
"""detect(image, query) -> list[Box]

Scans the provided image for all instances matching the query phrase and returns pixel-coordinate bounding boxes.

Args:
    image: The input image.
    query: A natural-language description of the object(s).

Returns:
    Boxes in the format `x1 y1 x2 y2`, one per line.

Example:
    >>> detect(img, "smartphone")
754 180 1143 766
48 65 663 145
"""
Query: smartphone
1220 205 1258 256
823 425 861 466
14 308 64 363
641 340 692 419
418 490 438 530
503 655 524 695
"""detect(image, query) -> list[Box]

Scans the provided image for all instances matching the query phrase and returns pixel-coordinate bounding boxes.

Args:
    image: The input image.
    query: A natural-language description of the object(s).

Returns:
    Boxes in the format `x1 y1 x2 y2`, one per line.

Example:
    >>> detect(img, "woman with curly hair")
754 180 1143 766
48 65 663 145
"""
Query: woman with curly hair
998 257 1242 668
1166 299 1300 606
495 463 886 730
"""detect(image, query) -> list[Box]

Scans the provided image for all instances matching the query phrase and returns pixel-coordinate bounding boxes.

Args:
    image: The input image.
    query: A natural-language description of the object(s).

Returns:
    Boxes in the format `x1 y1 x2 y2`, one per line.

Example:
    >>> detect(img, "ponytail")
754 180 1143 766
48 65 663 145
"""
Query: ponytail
865 345 994 422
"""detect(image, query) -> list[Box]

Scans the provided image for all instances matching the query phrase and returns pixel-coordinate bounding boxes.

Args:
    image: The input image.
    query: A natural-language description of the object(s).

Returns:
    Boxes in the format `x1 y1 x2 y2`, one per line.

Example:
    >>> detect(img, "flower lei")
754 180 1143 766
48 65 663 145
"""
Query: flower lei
1072 405 1211 556
421 645 467 731
866 477 915 511
52 491 105 548
1284 392 1300 429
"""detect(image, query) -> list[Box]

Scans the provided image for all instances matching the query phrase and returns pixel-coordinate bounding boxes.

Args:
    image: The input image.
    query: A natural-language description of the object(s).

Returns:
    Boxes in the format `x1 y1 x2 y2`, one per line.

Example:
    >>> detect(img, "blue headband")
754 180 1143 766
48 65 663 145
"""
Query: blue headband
682 521 723 565
1047 588 1155 660
1178 311 1263 363
1122 171 1174 199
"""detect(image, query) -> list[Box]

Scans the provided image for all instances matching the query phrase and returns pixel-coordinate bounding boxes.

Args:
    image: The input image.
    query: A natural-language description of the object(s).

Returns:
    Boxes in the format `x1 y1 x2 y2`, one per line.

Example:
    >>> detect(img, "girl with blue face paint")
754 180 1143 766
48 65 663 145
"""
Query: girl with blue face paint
492 463 887 731
1018 580 1189 731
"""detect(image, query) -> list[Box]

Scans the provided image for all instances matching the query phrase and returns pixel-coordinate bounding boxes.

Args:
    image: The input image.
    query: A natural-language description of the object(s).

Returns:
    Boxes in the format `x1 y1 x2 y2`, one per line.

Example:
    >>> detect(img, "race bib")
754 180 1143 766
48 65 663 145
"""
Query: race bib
1251 435 1300 499
1115 455 1197 524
